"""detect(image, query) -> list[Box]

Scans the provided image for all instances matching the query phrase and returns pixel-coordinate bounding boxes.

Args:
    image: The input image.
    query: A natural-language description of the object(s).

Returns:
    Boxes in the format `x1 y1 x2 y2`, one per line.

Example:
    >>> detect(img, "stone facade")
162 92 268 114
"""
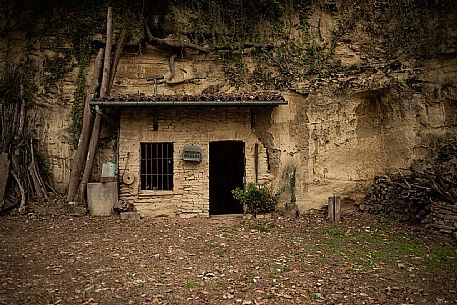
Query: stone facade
2 5 455 216
20 47 457 215
118 106 272 217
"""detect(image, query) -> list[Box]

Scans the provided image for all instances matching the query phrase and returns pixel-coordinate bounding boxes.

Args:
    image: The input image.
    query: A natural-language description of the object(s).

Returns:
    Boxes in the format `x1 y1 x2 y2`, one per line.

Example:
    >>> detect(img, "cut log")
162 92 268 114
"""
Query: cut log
67 48 104 202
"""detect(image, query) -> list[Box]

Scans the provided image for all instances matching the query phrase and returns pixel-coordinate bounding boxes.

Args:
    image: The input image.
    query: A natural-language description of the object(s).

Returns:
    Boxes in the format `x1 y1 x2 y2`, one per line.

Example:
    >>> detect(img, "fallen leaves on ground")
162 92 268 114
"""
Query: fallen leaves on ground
0 211 455 304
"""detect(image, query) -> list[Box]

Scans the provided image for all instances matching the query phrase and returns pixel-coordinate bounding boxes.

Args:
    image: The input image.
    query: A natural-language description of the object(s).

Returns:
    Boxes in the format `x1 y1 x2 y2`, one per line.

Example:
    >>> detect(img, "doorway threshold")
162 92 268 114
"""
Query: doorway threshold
210 214 244 218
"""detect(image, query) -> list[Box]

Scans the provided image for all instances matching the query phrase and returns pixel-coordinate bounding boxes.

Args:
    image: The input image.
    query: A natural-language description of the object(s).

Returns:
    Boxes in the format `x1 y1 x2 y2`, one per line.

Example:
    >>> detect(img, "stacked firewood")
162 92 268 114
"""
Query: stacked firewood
1 62 50 212
360 169 456 223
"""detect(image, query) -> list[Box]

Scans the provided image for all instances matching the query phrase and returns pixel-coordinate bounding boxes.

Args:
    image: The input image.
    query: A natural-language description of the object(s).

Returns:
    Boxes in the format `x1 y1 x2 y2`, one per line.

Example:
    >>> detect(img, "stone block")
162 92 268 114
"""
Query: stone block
120 212 141 221
179 213 199 218
66 202 87 216
439 229 452 234
87 182 118 216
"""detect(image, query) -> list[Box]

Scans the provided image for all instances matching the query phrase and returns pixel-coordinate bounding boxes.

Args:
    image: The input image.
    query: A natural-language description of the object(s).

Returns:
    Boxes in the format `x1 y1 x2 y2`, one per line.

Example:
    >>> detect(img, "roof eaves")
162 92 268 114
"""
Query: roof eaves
90 100 288 107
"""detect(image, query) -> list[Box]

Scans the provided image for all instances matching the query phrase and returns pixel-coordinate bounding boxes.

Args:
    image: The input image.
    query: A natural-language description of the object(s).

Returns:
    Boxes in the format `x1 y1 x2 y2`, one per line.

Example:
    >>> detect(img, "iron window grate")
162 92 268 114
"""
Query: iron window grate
140 142 173 190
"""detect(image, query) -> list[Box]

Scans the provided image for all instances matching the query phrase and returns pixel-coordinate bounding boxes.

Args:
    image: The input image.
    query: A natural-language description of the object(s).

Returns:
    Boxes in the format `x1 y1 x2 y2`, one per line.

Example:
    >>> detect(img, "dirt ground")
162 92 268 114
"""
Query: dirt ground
0 210 456 305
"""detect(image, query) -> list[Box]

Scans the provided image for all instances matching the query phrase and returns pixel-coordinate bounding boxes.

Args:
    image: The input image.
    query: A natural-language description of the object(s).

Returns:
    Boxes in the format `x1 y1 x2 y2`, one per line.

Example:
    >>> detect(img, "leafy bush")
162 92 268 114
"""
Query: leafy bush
232 183 280 215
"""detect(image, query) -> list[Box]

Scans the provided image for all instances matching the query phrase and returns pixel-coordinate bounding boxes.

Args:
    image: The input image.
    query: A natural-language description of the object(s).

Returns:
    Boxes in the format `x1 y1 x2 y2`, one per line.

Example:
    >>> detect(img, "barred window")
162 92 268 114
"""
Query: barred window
140 143 174 190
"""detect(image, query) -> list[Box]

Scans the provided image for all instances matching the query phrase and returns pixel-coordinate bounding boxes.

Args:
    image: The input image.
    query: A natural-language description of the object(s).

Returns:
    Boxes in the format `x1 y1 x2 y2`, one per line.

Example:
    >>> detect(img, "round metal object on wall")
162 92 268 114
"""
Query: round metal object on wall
123 173 135 185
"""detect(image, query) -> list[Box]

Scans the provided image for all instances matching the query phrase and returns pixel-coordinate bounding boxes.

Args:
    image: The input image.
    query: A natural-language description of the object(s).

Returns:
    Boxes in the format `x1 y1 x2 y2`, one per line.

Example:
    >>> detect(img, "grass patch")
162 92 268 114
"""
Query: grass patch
268 263 292 278
306 294 320 300
299 224 456 271
202 241 227 257
266 292 276 299
185 279 198 289
215 247 227 256
268 270 278 279
427 247 457 269
250 223 275 233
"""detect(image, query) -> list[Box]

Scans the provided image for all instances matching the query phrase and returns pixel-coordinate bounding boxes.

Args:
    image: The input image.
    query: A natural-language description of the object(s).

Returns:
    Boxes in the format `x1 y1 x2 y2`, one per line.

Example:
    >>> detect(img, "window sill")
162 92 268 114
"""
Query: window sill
139 190 183 197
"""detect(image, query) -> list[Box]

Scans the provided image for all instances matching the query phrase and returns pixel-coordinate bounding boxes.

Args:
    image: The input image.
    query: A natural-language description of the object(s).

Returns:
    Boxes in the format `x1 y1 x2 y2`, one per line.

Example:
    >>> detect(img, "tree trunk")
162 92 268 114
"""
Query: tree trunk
67 48 104 202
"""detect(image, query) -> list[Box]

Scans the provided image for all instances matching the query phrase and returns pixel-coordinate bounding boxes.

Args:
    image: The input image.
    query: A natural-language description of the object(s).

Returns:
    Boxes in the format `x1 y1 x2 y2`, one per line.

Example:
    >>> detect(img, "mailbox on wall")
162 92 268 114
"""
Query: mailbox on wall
181 145 202 162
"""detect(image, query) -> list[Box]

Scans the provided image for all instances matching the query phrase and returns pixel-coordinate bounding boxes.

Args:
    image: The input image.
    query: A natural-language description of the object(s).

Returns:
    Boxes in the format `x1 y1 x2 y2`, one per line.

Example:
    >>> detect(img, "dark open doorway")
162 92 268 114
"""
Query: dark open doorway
209 141 245 215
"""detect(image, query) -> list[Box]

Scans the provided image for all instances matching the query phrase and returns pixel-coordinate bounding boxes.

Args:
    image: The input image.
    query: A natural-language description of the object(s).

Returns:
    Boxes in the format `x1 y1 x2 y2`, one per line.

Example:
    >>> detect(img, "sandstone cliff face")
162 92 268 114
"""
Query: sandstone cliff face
1 1 456 210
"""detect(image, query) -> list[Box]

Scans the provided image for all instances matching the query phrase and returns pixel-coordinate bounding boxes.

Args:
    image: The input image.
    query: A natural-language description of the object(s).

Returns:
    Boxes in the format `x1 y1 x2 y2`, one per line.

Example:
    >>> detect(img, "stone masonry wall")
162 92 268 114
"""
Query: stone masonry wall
424 202 457 238
118 107 271 217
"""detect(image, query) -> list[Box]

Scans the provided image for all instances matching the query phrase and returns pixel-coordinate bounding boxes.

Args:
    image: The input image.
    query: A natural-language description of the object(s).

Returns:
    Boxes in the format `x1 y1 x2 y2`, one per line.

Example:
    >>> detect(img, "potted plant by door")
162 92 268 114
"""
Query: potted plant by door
232 183 281 217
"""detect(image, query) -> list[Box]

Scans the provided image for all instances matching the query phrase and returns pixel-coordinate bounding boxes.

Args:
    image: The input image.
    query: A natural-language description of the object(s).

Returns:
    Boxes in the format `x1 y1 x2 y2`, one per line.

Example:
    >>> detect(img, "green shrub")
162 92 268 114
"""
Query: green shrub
232 183 280 215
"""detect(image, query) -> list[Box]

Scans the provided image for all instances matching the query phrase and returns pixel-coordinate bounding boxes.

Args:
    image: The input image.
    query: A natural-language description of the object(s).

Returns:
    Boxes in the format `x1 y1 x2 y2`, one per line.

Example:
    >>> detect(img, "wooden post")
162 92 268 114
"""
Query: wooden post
328 195 341 222
67 48 104 202
334 195 341 222
328 196 334 221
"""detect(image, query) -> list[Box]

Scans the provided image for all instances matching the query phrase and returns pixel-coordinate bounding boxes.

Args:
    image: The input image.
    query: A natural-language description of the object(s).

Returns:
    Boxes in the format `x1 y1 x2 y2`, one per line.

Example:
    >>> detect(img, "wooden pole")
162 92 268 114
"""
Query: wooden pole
100 6 113 99
80 106 102 204
108 29 128 93
79 7 114 205
67 48 104 202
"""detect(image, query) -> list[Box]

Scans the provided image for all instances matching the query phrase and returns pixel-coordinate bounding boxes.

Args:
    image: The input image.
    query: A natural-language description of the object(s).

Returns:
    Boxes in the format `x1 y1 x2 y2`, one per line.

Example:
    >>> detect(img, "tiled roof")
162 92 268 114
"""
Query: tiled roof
91 92 287 107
